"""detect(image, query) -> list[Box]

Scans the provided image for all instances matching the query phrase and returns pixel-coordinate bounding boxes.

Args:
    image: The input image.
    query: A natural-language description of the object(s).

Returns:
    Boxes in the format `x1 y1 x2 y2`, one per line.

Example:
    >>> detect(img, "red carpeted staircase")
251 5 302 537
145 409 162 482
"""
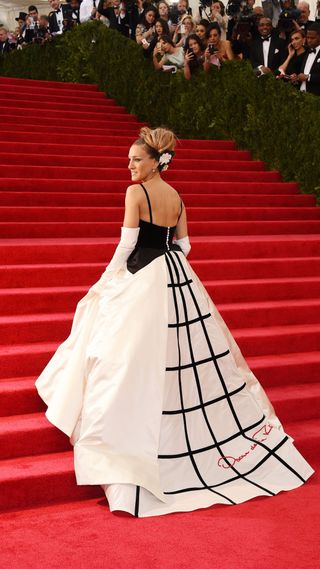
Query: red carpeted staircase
0 76 319 516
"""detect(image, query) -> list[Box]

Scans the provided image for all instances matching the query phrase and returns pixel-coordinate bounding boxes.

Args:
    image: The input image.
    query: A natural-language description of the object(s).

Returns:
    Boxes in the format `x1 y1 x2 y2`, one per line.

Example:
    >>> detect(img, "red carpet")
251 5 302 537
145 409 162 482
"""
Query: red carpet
0 77 319 568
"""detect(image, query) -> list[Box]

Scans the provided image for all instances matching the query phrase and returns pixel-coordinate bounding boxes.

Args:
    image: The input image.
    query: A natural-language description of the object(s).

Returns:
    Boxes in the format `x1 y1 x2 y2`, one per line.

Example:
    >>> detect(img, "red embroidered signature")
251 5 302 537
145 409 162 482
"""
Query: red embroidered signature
217 423 274 469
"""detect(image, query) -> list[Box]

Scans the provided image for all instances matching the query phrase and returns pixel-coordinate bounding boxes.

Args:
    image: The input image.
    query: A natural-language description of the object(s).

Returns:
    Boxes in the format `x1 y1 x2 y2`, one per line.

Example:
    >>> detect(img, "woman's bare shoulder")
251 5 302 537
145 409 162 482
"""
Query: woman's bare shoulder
162 181 181 199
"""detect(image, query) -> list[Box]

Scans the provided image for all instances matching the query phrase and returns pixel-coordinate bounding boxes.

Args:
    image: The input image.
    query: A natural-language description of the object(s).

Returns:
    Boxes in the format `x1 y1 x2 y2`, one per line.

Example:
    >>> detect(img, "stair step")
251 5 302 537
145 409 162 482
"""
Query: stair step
0 192 315 207
0 178 299 194
0 450 102 511
0 141 250 161
219 297 320 327
0 153 265 171
0 96 126 113
0 206 319 223
234 323 320 357
1 220 320 238
0 77 100 91
0 105 140 123
247 351 320 387
0 412 70 459
0 115 140 133
0 165 275 182
0 377 46 416
266 383 320 423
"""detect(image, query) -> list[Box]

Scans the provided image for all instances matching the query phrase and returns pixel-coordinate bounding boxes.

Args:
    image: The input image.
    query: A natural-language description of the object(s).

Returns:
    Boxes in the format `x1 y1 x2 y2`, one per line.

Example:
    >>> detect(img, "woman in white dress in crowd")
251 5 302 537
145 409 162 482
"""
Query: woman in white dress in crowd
35 126 315 518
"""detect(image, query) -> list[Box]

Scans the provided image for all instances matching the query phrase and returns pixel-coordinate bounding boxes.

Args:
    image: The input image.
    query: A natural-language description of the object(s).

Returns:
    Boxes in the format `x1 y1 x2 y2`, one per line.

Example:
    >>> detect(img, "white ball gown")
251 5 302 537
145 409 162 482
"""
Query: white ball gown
35 184 315 518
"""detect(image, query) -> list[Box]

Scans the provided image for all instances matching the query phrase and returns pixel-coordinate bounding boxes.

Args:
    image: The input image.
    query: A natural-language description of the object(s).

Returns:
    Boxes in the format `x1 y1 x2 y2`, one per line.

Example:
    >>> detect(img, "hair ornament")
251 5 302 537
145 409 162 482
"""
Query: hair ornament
158 150 175 171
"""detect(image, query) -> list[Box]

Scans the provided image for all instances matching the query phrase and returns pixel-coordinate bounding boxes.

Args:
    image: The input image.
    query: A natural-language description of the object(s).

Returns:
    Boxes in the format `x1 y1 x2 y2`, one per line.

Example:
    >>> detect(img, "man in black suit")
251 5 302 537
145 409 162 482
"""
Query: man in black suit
48 0 69 34
294 23 320 95
247 17 288 73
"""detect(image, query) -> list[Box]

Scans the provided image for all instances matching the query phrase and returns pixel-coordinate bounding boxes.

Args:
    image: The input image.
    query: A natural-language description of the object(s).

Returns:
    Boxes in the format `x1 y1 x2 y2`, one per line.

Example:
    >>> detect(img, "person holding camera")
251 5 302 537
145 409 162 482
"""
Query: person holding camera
208 1 228 40
278 28 306 76
135 5 157 44
173 14 195 47
152 34 185 70
142 17 170 56
183 33 205 79
203 22 234 70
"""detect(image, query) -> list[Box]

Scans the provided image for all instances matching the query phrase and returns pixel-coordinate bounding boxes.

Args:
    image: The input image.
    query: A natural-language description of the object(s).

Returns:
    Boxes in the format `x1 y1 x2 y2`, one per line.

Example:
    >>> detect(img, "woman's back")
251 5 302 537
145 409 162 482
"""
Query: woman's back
138 182 182 227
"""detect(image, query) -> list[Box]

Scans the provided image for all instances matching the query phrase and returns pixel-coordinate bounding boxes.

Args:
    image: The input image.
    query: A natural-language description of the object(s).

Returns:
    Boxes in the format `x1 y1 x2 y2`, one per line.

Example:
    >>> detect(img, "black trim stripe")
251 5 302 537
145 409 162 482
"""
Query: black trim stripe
134 486 140 517
168 313 211 328
166 350 230 372
162 381 247 415
168 279 192 288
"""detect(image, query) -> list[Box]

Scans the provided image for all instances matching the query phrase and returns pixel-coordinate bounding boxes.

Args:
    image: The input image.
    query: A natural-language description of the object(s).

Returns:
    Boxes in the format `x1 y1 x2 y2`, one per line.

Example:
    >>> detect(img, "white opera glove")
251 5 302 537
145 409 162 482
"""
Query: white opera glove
175 235 191 257
106 226 140 272
90 226 140 294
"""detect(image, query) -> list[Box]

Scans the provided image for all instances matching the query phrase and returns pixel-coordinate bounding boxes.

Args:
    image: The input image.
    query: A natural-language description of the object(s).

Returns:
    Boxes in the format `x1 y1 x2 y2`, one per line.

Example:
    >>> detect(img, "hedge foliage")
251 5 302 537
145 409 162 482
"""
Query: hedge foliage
1 22 319 200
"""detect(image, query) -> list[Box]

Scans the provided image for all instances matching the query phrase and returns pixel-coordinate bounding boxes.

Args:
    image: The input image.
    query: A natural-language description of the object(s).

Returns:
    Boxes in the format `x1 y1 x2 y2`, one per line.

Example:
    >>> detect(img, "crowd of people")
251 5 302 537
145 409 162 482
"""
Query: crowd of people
0 0 320 93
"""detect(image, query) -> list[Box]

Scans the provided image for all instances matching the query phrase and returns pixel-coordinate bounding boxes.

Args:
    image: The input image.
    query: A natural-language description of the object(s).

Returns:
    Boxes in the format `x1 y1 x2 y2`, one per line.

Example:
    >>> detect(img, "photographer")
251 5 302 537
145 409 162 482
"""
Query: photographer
226 0 255 41
203 22 234 70
183 33 205 79
276 0 302 41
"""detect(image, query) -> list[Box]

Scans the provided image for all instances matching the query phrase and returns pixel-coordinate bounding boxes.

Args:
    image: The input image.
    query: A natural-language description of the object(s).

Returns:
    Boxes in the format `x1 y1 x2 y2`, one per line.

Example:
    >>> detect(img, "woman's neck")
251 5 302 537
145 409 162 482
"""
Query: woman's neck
296 46 305 55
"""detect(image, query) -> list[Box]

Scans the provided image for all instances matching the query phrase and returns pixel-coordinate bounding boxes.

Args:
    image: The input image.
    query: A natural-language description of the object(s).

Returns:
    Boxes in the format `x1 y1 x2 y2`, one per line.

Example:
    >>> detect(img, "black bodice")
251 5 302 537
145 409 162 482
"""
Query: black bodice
136 219 176 250
126 184 183 274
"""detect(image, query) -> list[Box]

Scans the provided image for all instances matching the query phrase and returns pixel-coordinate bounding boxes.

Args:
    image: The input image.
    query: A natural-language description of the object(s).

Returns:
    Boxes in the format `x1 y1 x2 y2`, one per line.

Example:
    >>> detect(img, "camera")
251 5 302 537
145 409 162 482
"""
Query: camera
208 43 218 54
278 9 301 33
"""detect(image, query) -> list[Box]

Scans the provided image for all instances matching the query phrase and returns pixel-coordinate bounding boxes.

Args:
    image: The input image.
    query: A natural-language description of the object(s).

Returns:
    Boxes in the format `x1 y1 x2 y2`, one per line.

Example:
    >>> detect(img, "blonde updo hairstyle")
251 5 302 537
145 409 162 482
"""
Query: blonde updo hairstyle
134 127 177 169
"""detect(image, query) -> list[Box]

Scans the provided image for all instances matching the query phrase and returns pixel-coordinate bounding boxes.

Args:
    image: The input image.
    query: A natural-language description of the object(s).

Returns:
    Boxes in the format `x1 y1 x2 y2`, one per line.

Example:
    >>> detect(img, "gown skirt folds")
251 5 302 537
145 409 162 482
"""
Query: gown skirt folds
35 223 315 518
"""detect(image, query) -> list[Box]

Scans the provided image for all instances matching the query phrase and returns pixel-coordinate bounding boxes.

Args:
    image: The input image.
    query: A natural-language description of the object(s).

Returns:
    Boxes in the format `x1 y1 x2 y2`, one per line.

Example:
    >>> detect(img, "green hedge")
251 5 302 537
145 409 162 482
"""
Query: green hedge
1 22 319 200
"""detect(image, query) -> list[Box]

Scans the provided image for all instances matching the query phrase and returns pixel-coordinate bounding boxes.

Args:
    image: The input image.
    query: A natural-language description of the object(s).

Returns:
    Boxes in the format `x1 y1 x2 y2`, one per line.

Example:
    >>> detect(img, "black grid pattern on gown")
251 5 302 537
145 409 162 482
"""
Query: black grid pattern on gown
157 250 307 499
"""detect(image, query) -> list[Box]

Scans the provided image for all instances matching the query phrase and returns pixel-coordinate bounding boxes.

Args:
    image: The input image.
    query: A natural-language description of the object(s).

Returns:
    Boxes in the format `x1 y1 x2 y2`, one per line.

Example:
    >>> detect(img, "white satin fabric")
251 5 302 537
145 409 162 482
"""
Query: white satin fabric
35 251 315 517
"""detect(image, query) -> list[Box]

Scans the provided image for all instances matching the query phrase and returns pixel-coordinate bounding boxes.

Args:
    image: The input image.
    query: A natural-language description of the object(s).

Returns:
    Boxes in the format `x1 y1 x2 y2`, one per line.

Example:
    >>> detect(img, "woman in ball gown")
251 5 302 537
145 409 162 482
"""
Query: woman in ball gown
35 127 315 518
